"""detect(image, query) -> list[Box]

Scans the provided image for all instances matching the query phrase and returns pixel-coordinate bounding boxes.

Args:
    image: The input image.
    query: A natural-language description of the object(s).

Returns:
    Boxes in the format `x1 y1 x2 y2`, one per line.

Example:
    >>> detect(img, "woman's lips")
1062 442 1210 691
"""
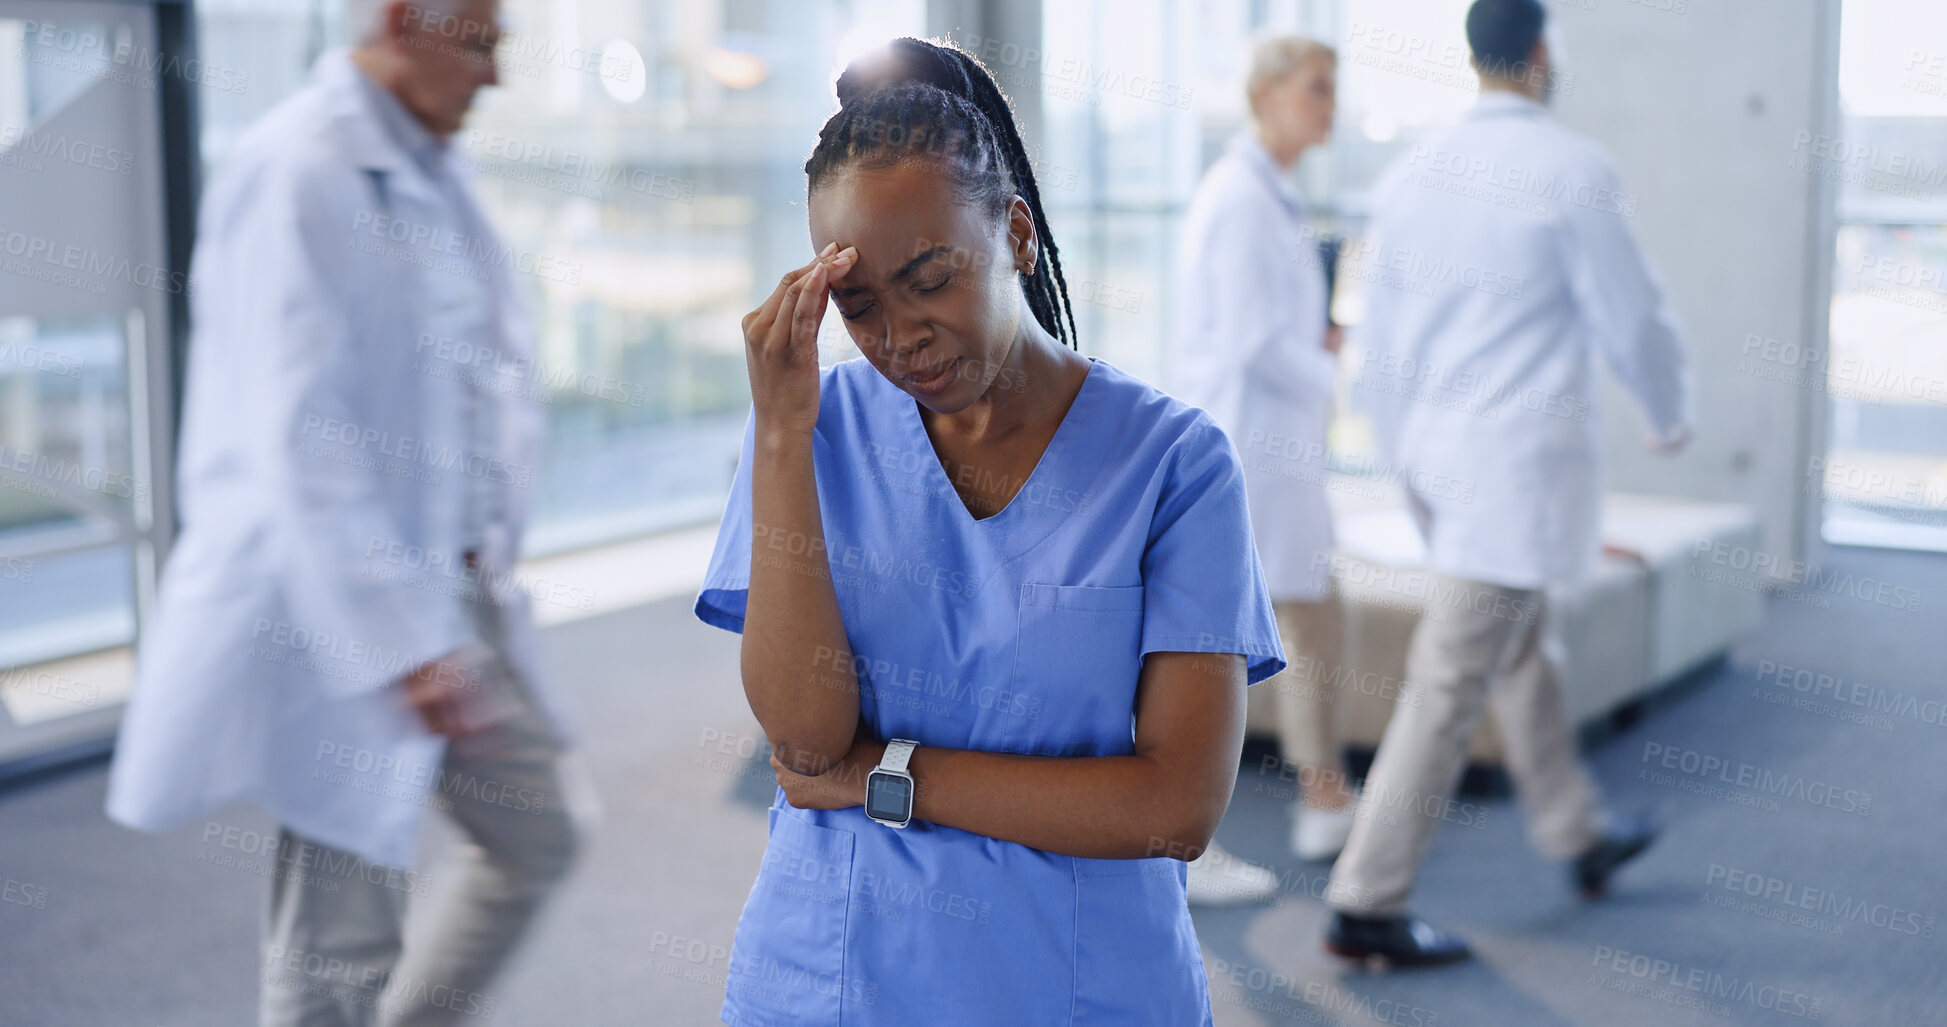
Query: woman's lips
904 357 961 396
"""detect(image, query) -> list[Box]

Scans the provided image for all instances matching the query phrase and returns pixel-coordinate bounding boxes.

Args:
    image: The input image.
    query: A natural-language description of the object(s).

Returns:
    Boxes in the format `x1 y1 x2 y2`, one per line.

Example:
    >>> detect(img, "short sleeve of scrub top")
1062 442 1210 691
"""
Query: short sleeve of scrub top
695 406 758 634
1134 416 1288 680
694 357 1285 1027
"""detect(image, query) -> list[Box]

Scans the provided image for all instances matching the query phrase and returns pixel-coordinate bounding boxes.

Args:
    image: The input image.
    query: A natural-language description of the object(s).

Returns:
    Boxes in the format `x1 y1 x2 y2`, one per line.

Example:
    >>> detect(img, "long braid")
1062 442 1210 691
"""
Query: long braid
805 38 1080 351
935 47 1079 350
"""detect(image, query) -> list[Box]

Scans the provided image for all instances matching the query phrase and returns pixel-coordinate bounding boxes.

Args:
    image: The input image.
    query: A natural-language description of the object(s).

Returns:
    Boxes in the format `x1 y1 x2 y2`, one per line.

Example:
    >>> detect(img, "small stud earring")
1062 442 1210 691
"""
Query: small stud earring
1022 263 1037 277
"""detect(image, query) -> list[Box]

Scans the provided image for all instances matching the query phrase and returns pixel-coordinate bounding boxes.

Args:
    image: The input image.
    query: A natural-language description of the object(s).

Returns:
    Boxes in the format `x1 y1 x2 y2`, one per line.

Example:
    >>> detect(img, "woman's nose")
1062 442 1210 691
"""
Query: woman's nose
882 311 930 357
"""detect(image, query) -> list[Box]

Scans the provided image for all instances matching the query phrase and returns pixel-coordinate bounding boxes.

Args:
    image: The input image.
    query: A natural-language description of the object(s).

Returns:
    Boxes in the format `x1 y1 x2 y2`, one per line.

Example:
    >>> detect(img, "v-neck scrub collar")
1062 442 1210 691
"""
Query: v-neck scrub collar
893 356 1103 527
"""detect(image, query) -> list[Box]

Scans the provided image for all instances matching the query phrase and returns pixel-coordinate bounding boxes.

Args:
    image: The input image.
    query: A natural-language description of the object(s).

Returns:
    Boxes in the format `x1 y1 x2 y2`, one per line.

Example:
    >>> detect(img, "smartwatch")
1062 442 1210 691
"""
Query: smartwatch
865 739 919 829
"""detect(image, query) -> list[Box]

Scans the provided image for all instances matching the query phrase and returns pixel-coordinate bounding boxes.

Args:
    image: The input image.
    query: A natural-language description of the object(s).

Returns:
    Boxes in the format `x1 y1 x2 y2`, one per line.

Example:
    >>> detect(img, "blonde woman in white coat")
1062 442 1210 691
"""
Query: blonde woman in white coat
1170 36 1354 904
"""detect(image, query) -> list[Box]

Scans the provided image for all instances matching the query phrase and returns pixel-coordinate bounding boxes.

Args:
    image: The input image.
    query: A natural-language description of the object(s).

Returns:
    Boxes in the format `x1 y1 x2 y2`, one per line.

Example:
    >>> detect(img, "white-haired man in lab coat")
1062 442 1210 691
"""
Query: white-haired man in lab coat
1321 0 1690 966
106 1 591 1021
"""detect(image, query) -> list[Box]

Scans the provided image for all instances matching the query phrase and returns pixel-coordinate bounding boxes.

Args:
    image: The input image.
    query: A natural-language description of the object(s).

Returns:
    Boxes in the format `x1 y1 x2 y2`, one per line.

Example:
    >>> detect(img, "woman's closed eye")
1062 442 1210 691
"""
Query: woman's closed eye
912 273 954 295
839 274 950 319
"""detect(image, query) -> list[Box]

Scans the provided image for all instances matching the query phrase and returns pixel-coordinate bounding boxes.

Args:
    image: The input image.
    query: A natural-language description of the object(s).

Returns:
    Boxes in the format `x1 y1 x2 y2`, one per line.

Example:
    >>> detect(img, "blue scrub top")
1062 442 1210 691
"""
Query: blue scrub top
696 356 1285 1027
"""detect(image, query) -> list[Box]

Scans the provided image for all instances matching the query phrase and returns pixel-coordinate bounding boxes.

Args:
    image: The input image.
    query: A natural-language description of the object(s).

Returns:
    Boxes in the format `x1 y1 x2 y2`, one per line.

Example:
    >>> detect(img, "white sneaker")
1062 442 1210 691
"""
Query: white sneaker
1291 804 1355 862
1185 840 1280 906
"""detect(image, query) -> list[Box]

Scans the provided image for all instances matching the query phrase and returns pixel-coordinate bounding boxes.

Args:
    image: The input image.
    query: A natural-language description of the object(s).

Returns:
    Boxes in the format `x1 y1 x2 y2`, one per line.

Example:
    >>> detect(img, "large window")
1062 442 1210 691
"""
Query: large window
0 0 939 769
182 0 1506 561
1818 0 1947 550
195 0 929 553
0 1 177 746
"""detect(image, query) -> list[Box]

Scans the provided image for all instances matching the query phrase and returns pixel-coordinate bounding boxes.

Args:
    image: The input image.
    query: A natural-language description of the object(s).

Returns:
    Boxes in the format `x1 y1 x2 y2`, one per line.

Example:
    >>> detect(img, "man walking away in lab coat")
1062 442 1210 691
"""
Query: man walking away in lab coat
1169 36 1361 906
105 1 591 1021
1322 0 1691 966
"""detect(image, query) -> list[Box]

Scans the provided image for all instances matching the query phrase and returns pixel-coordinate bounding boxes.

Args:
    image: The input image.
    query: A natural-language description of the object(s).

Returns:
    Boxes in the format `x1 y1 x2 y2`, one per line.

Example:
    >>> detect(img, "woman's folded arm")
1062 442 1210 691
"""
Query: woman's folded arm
775 651 1248 861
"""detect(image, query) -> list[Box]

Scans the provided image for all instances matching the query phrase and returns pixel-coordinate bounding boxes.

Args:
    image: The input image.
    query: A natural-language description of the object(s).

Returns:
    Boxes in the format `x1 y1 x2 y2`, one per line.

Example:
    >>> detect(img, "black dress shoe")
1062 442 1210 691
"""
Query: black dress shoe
1324 911 1471 967
1572 814 1659 899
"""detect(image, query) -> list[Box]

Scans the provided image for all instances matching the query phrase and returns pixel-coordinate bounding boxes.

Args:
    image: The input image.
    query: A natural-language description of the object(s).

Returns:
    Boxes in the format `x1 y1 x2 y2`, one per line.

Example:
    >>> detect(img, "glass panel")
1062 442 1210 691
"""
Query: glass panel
1047 209 1177 384
1821 224 1947 547
193 0 318 168
1831 0 1947 225
0 1 166 721
1035 0 1208 386
0 313 138 672
468 0 927 551
1822 0 1947 550
0 15 116 135
0 314 132 535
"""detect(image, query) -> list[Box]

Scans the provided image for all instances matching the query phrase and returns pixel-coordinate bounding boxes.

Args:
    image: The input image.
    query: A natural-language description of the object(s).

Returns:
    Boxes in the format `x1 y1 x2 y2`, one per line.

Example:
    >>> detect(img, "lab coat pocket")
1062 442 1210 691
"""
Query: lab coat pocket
1008 584 1146 756
724 807 856 1026
1071 859 1210 1025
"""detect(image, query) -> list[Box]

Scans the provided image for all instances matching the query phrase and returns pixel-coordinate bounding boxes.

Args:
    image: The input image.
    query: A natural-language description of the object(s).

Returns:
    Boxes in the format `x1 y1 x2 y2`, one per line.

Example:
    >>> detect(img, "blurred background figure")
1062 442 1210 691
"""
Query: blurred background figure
1 0 1941 1022
1321 0 1690 966
102 1 590 1022
1169 35 1358 907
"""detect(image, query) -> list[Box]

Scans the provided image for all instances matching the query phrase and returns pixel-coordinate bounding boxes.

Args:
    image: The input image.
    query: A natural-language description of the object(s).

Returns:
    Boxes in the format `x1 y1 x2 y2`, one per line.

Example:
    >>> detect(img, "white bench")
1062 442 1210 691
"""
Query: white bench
1242 490 1766 764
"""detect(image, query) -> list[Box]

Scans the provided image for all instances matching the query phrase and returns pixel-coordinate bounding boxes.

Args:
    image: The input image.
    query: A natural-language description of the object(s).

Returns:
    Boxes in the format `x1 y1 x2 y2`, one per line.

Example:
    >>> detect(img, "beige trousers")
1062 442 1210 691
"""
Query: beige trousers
260 594 586 1026
1268 593 1349 796
1326 576 1602 916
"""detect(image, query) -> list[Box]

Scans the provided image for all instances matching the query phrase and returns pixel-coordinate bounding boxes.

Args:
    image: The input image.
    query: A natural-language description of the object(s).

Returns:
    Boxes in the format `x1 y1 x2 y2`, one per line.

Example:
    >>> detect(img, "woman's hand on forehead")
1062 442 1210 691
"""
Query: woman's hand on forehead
739 243 859 436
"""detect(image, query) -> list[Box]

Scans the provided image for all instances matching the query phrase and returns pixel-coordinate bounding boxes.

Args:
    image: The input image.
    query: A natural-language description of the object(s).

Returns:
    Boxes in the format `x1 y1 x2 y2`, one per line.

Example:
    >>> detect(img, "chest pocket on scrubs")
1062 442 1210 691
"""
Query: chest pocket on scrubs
1007 584 1145 756
724 807 855 1026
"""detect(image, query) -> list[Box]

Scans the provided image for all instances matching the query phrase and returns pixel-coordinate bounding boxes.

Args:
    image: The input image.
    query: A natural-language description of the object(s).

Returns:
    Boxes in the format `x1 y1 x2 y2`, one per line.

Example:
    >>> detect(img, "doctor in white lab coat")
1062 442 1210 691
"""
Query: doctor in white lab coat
1170 36 1358 904
1322 0 1690 967
106 2 588 1022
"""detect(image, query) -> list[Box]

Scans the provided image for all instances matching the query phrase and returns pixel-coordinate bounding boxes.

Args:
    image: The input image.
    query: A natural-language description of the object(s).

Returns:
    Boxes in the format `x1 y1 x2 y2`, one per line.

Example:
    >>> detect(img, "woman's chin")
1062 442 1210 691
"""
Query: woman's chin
912 385 977 415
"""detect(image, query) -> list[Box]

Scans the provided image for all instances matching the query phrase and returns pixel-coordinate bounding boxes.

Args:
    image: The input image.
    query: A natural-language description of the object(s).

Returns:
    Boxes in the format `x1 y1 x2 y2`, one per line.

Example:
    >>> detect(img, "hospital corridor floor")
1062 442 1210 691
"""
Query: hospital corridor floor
1 544 1942 1026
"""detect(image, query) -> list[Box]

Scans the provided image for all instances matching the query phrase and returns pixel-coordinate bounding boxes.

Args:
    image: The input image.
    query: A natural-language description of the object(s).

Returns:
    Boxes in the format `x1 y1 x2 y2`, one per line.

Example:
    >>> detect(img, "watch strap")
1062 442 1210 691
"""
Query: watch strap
879 738 918 774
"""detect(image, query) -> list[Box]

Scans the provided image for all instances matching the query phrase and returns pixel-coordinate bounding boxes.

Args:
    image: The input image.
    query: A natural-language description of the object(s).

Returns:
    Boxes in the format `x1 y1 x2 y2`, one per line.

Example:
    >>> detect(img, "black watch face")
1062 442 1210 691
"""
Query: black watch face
866 772 913 823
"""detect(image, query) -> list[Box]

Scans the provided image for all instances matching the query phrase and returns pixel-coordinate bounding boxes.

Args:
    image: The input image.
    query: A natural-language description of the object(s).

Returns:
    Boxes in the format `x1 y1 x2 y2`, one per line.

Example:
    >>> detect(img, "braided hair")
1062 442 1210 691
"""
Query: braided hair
804 38 1079 350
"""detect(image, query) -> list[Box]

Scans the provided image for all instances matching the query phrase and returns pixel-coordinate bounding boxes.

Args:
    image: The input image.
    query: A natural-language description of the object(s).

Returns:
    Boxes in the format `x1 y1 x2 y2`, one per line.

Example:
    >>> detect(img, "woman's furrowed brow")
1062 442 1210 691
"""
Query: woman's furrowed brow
830 244 954 297
891 245 954 282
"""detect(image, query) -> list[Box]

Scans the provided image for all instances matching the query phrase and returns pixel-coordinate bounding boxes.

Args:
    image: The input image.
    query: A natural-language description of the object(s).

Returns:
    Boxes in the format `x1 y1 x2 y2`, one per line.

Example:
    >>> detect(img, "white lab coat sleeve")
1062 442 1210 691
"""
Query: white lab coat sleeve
247 160 476 698
1561 153 1692 442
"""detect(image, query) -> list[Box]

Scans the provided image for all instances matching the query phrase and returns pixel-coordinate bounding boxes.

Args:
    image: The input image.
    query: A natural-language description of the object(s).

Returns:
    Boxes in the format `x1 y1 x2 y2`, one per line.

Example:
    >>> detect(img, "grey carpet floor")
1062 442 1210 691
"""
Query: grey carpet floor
1 544 1942 1026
